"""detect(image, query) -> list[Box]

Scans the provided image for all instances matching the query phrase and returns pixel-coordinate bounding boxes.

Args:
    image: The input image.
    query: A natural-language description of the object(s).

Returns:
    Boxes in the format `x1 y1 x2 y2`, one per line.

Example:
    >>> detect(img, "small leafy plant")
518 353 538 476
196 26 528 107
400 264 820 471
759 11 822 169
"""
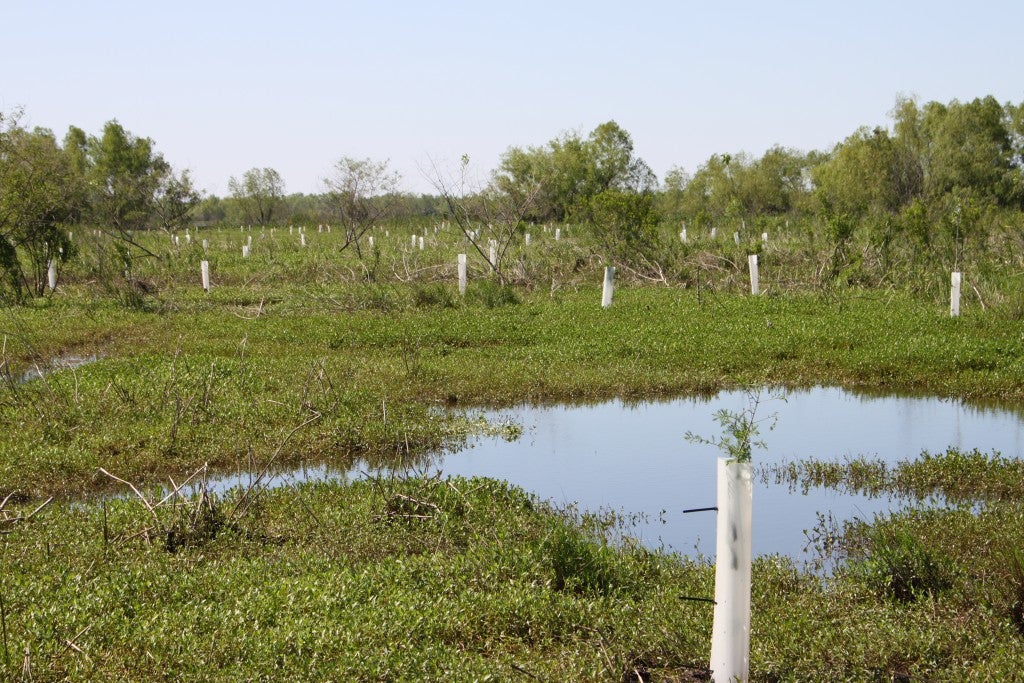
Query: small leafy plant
685 389 780 463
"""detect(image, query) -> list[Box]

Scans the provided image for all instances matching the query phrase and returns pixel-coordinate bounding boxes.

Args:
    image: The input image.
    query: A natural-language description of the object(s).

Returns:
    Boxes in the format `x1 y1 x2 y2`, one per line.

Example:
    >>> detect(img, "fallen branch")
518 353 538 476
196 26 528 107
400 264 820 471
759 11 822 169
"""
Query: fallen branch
99 468 160 525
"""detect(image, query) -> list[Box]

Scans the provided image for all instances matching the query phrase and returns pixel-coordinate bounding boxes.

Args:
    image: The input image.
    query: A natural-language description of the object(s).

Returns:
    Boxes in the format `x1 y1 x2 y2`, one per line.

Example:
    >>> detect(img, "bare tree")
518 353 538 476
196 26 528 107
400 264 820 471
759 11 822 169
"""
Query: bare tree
323 157 401 257
424 155 540 285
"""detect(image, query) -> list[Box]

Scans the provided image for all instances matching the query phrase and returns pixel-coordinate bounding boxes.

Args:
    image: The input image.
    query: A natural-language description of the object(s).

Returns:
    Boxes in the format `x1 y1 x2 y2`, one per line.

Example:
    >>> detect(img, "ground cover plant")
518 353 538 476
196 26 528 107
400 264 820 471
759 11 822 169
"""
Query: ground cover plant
1 220 1024 680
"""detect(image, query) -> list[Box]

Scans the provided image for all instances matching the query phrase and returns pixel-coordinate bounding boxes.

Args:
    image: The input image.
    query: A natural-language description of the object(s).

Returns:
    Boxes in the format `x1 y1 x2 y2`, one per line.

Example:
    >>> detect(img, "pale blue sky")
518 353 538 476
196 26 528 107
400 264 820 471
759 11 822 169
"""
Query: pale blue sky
3 1 1022 196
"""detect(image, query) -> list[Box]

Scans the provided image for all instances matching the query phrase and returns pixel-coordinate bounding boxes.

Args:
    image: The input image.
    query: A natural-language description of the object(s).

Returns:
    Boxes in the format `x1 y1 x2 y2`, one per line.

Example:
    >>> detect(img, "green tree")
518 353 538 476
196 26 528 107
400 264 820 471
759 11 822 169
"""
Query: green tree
922 97 1016 204
152 169 201 235
579 187 665 280
813 127 906 218
228 167 285 225
660 166 690 221
0 114 83 298
86 120 169 235
494 121 655 223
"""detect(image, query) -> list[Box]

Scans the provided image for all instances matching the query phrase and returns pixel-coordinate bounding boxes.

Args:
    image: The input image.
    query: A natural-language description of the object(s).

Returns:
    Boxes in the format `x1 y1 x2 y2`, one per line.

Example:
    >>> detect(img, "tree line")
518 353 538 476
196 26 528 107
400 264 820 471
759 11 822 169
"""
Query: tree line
2 95 1023 299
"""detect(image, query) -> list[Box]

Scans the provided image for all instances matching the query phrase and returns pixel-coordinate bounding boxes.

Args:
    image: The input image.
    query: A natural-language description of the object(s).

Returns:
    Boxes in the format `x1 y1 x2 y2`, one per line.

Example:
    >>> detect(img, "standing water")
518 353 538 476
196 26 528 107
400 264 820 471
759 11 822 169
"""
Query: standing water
437 388 1024 559
205 387 1024 561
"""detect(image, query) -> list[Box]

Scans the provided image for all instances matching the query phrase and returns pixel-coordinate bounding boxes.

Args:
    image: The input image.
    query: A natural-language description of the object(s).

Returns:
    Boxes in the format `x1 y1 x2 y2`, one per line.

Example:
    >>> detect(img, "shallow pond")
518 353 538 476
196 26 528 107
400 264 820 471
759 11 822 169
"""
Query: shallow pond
208 387 1024 563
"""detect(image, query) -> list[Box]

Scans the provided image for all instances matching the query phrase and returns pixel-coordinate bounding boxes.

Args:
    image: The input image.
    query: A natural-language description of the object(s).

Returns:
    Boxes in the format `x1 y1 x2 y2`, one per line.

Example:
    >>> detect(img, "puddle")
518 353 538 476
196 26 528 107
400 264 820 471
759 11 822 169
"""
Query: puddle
200 387 1024 563
18 354 101 383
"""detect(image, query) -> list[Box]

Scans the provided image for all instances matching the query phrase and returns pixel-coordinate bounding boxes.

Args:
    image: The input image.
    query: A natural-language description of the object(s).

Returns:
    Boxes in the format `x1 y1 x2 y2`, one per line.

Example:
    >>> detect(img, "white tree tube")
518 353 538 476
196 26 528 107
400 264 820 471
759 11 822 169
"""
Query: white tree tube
733 231 740 245
368 236 375 249
748 254 760 296
762 232 768 244
710 458 752 683
555 228 561 241
681 229 688 243
202 239 209 253
419 236 425 250
601 266 615 308
458 254 467 295
201 260 210 292
47 261 57 291
525 233 531 245
951 271 962 317
242 245 249 258
489 240 497 269
300 234 306 247
711 227 717 239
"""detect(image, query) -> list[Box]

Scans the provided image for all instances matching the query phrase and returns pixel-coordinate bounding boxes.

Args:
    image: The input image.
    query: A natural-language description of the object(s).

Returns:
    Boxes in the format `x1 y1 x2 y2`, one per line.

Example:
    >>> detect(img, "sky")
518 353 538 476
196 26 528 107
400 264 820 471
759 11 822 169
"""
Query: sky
3 1 1022 197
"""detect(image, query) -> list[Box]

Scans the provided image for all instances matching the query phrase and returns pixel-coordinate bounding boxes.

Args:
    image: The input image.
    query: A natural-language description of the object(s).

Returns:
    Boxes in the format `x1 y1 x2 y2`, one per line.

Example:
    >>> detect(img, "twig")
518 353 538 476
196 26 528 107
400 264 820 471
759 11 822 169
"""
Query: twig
1 589 8 668
63 624 94 663
155 464 209 508
24 498 52 521
228 413 322 521
970 282 986 310
98 469 159 525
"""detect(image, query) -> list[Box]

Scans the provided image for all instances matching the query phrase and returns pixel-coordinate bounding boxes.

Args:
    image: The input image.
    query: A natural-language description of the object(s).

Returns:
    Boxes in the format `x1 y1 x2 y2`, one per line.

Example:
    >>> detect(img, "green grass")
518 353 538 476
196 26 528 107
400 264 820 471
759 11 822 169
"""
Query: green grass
2 285 1022 496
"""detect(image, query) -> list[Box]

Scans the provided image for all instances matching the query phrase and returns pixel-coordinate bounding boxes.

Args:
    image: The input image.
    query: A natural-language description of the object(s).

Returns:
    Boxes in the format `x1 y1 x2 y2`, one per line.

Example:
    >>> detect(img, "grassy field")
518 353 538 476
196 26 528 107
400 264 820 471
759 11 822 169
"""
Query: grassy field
2 223 1024 680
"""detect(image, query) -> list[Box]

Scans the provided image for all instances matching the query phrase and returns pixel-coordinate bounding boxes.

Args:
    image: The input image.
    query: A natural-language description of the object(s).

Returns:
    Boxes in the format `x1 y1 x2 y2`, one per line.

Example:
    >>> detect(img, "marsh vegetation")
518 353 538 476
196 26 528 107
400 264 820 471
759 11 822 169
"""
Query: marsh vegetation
2 94 1024 679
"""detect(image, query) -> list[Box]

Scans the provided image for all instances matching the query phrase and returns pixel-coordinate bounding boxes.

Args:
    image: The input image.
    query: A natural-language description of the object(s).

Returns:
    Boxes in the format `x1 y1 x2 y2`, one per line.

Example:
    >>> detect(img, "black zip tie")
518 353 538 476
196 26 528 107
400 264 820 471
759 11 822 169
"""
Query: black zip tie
682 506 717 514
679 596 716 604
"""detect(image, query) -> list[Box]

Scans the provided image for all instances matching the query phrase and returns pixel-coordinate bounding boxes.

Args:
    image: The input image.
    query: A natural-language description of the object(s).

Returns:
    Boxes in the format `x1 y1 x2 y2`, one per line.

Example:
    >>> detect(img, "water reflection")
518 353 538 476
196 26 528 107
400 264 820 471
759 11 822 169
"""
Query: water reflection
204 387 1024 563
422 387 1024 560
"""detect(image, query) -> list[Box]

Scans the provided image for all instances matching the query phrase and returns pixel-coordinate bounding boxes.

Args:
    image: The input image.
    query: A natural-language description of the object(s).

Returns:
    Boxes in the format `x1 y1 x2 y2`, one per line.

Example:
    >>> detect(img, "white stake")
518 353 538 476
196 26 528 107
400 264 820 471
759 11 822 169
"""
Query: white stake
748 254 760 296
201 260 210 292
601 266 615 308
710 458 753 683
458 253 467 295
951 271 962 317
47 261 57 291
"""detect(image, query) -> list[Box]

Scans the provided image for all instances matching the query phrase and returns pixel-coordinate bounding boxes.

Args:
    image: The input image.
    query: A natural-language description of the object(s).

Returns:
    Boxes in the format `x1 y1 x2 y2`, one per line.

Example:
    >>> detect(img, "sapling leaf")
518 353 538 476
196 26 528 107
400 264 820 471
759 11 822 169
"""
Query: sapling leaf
685 388 782 464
